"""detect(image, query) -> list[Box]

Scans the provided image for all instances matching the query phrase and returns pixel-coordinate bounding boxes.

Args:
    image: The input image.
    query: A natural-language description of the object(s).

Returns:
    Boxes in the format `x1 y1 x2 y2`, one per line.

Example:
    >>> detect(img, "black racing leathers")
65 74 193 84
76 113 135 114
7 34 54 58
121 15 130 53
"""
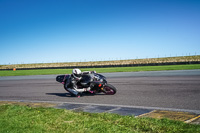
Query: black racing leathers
64 71 95 96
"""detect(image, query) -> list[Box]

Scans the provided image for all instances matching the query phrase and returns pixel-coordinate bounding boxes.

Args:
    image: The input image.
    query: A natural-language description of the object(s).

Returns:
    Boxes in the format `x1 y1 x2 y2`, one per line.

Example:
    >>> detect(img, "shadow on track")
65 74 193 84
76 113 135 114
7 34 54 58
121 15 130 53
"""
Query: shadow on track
46 92 105 97
46 93 72 97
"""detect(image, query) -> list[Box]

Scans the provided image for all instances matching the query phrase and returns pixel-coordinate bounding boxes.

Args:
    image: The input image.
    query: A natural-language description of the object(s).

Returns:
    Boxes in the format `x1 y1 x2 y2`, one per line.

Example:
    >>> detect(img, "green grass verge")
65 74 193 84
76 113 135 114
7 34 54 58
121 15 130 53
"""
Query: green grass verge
0 105 200 133
0 64 200 76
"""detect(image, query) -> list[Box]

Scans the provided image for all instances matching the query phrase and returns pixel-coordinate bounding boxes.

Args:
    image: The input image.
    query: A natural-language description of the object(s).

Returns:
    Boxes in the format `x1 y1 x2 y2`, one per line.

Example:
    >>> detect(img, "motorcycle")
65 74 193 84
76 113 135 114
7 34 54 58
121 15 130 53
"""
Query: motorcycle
56 73 117 96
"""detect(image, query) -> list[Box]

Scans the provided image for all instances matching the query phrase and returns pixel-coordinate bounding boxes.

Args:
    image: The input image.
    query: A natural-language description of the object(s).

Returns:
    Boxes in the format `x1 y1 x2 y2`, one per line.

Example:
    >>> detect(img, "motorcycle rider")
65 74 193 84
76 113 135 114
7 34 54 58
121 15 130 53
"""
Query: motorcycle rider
65 68 96 97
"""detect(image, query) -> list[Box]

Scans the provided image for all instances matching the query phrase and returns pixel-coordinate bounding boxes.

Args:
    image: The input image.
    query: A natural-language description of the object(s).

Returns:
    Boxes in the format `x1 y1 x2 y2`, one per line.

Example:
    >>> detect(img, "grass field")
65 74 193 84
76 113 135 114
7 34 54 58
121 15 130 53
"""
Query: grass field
0 64 200 76
0 104 200 133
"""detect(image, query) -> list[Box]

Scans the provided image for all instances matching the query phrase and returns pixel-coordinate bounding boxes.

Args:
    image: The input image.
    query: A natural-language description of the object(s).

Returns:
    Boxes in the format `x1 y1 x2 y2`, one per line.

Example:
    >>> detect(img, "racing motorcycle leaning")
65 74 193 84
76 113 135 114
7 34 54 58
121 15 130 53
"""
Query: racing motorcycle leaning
56 72 117 96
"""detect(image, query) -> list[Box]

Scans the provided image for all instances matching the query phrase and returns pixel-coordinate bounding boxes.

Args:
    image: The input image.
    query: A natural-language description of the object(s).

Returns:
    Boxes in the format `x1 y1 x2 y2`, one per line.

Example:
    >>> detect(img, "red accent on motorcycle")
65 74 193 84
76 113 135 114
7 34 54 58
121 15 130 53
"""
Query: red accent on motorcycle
98 84 102 87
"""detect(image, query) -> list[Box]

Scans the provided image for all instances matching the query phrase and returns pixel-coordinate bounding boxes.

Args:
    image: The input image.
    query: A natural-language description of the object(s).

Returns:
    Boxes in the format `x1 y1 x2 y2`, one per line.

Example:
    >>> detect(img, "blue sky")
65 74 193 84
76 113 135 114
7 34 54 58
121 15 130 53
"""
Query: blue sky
0 0 200 64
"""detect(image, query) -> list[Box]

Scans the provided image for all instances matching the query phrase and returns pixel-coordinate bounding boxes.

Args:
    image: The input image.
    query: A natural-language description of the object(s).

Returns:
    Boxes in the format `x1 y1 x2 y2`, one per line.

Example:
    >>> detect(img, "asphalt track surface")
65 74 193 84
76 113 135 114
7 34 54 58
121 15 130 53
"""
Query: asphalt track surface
0 70 200 113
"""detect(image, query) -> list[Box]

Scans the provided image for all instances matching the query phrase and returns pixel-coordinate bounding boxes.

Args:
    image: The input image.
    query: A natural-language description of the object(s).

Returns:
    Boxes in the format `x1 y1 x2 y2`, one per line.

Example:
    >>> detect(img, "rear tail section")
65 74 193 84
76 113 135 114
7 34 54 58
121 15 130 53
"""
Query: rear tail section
56 75 69 84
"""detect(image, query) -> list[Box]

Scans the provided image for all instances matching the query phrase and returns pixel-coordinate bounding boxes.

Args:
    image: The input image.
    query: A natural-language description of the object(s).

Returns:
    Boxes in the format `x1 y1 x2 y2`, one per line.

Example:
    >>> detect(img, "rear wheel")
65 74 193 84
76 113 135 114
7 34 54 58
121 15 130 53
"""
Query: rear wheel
103 84 117 95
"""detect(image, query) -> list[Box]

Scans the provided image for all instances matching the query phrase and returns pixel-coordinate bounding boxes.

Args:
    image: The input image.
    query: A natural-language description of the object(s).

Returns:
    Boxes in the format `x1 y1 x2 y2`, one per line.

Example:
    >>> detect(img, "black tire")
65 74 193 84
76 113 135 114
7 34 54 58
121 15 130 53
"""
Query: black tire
103 84 117 95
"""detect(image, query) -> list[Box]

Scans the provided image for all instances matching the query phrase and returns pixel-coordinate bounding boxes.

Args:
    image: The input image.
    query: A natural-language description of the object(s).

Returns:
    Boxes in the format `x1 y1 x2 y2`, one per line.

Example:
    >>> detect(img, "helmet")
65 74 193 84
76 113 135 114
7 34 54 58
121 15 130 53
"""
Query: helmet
72 68 82 79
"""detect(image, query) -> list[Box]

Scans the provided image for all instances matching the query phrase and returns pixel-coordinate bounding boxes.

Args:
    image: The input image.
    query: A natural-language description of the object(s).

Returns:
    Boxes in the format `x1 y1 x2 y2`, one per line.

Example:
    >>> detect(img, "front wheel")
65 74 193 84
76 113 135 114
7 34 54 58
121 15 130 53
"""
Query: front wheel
103 84 117 95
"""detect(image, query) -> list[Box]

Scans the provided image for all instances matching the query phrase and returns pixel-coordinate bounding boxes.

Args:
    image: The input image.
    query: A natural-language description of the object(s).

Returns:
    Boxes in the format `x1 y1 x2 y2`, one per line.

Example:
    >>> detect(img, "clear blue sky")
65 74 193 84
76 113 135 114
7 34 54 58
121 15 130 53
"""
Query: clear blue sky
0 0 200 64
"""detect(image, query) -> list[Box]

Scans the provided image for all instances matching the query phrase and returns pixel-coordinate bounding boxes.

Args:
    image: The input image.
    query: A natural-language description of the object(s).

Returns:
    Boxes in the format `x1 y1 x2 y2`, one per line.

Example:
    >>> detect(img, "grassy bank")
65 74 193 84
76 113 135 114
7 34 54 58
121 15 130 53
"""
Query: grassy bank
0 64 200 76
1 55 200 70
0 104 200 133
